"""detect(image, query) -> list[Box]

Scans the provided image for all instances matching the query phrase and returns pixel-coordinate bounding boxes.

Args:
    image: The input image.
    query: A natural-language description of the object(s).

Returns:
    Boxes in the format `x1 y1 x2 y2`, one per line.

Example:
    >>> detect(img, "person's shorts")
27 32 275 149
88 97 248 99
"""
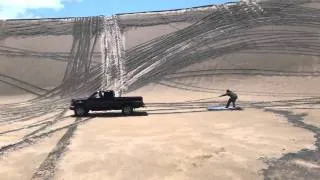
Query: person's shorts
230 97 237 101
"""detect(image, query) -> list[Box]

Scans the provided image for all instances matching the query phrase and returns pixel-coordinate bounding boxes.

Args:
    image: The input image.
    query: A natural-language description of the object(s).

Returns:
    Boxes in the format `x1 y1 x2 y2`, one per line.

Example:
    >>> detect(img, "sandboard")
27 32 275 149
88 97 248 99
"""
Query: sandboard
207 105 243 111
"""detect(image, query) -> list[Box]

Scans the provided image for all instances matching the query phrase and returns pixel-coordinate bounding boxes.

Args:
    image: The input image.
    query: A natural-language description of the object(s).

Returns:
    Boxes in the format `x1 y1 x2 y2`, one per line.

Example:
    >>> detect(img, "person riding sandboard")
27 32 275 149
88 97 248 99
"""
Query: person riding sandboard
219 89 238 108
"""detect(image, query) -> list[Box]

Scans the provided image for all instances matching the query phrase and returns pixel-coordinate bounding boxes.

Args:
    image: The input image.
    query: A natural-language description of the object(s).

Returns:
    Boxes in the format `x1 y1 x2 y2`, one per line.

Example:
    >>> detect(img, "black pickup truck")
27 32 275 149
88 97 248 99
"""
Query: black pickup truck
69 90 145 116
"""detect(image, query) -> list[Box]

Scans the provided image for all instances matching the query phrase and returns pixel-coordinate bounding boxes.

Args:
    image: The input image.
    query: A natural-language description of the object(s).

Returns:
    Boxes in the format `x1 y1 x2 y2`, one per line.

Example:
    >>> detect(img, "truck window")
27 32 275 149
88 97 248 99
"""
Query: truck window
90 92 100 99
104 91 114 100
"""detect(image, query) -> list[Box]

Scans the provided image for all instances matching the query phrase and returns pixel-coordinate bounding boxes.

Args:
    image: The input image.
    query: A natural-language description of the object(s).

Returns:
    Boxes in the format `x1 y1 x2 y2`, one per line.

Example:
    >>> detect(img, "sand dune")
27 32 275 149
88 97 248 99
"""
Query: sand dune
0 0 320 179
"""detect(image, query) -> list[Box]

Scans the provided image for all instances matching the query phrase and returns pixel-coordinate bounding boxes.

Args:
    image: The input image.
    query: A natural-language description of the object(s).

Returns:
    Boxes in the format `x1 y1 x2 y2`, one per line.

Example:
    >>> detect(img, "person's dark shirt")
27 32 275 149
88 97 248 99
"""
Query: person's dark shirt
221 91 238 99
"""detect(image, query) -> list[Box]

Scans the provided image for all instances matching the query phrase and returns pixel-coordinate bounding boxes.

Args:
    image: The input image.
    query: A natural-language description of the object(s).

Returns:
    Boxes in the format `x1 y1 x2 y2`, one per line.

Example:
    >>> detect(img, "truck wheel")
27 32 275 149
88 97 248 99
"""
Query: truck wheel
74 106 88 117
122 105 133 116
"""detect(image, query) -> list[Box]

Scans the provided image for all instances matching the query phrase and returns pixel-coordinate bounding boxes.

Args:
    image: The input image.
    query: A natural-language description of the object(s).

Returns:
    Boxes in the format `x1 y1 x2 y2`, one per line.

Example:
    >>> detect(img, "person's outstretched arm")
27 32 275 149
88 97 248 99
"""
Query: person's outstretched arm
219 93 227 97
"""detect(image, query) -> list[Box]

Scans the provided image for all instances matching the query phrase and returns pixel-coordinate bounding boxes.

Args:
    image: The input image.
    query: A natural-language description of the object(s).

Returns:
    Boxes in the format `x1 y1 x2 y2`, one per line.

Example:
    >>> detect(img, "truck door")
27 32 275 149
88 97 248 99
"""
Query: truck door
101 91 115 110
86 92 105 111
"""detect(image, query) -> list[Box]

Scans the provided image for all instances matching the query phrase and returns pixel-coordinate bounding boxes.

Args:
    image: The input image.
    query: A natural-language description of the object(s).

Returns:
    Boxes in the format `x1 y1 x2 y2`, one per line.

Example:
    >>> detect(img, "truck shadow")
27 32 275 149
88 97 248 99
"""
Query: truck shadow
72 111 149 118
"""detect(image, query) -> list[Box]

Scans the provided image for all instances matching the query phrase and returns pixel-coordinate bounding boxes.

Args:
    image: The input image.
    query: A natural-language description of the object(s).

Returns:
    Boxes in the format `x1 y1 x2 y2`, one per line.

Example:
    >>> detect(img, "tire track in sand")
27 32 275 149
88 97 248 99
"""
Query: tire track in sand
0 116 92 157
30 117 85 180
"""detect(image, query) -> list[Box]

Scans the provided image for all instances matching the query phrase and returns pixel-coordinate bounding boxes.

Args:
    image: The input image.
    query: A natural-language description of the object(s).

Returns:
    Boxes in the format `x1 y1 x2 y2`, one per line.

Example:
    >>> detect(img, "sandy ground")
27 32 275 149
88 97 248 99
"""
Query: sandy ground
0 85 319 180
0 131 66 180
54 108 314 180
0 1 320 179
304 110 320 128
0 95 35 104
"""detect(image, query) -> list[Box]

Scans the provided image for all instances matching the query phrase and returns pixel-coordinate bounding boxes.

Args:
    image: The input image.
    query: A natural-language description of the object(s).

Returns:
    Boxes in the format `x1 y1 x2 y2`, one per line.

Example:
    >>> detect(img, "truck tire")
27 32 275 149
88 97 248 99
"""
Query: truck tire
74 106 88 117
122 105 133 116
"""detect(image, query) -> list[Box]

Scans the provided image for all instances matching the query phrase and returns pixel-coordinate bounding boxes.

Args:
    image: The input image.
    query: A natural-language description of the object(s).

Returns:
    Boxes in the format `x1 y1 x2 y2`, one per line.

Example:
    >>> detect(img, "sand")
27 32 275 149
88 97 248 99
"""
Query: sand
54 93 316 180
0 131 67 180
0 85 318 180
0 0 320 179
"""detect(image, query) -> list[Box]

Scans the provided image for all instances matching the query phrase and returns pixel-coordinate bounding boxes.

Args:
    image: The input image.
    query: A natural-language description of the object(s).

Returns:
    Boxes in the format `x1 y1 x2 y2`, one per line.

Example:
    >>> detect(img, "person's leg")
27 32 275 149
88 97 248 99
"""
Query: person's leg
232 98 237 107
226 98 232 108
